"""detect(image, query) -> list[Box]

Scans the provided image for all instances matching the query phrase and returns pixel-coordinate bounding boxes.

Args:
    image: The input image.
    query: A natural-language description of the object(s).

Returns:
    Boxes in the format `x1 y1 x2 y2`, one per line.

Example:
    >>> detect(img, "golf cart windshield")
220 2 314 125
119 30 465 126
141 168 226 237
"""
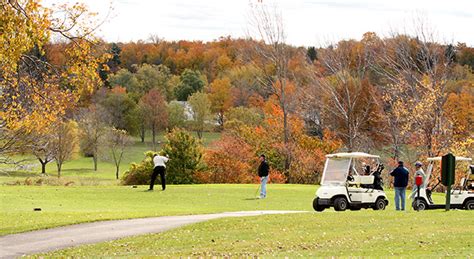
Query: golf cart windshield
425 156 473 186
321 157 351 185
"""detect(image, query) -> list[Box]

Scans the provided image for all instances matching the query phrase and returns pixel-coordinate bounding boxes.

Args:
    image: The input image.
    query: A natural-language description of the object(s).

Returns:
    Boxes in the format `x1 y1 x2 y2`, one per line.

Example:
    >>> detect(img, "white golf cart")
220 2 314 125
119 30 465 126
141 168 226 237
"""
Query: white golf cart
412 156 474 210
313 152 389 212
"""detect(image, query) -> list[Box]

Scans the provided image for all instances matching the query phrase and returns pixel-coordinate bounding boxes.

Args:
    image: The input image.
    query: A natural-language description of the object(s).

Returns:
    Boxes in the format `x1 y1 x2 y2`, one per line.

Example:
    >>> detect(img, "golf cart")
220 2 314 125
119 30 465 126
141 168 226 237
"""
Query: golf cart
313 152 389 212
412 156 474 210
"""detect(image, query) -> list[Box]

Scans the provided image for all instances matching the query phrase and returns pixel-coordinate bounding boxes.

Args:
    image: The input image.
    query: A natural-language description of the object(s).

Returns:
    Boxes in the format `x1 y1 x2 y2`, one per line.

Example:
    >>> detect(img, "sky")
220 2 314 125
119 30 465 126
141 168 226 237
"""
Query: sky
43 0 474 47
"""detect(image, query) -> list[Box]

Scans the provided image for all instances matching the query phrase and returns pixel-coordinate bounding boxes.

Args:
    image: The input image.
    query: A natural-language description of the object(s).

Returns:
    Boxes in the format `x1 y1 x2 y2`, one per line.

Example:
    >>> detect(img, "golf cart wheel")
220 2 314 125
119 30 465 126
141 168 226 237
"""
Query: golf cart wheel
464 200 474 210
412 198 427 211
313 198 325 212
333 197 348 211
373 198 386 210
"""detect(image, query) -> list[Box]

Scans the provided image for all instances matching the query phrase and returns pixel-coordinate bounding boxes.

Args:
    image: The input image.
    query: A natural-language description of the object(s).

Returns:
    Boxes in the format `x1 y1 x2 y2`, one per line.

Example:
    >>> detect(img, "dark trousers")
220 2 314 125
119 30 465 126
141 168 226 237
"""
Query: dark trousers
150 166 166 190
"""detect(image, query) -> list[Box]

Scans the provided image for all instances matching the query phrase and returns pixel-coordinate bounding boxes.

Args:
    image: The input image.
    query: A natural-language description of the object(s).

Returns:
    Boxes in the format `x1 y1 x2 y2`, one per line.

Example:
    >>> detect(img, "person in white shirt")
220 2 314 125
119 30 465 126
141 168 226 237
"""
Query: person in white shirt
149 153 169 191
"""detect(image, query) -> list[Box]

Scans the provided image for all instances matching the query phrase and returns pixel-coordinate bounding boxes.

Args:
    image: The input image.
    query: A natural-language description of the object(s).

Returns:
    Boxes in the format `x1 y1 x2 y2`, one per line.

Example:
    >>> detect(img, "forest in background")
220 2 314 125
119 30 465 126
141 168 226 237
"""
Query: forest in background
2 1 473 185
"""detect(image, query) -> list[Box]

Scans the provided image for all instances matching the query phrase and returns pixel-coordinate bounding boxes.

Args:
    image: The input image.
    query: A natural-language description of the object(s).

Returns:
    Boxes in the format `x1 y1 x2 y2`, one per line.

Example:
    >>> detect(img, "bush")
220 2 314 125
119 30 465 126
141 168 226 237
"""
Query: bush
198 135 255 183
121 151 155 185
162 129 203 184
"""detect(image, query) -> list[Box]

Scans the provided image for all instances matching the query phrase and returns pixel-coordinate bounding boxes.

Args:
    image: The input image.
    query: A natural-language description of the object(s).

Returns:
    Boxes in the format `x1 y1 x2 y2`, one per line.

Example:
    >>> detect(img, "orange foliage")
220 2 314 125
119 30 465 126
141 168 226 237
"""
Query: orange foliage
199 135 255 183
111 86 127 94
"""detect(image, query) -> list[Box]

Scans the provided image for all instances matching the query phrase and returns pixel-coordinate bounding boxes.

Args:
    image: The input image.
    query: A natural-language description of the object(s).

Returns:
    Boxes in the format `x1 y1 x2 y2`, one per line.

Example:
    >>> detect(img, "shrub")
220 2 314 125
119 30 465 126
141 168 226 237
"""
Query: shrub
121 151 155 185
198 135 255 183
162 129 203 184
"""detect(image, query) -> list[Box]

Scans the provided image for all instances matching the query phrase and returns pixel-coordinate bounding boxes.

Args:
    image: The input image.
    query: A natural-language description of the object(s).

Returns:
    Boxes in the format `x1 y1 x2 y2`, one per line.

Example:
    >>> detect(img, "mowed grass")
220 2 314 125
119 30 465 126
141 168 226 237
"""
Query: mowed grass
0 184 315 236
1 183 447 236
0 131 221 185
40 210 474 257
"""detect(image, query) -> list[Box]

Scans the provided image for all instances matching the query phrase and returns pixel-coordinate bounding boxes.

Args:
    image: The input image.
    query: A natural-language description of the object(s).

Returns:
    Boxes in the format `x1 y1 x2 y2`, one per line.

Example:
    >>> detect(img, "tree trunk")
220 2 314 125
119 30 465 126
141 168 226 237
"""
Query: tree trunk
116 166 119 180
140 122 145 143
152 123 156 151
39 159 47 175
93 152 98 171
56 162 62 178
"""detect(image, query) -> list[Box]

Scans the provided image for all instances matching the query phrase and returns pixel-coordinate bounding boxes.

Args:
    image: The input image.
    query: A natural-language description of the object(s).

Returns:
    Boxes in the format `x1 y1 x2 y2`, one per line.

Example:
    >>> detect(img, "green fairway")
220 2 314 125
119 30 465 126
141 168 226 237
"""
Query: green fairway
39 209 473 257
0 184 314 235
0 184 447 236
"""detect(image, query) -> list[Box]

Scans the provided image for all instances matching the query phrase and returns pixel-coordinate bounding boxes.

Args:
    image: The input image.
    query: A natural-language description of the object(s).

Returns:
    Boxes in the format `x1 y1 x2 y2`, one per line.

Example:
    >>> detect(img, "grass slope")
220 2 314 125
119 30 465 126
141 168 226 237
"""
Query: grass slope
40 210 474 257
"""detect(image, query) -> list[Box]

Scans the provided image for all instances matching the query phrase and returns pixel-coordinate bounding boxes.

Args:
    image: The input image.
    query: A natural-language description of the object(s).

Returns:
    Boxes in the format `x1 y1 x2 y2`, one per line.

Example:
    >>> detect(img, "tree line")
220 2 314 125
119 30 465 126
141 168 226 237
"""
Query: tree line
1 1 473 184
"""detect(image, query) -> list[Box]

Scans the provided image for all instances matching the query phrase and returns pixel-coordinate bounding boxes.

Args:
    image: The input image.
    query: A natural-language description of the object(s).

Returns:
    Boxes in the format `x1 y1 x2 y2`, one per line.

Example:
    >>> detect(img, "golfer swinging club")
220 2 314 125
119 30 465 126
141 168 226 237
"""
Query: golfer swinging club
257 154 269 199
149 152 169 191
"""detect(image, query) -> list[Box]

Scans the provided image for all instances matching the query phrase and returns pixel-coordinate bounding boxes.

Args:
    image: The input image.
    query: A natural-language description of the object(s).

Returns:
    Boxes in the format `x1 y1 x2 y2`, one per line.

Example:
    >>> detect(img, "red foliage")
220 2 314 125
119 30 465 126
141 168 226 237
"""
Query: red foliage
198 135 256 183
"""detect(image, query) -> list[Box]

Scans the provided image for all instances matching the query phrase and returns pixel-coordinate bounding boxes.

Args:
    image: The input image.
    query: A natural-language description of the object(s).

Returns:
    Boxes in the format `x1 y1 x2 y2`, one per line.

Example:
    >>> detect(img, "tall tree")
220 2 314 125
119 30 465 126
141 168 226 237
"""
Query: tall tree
1 1 107 162
78 104 108 171
247 3 303 181
136 64 173 100
30 131 55 175
307 46 317 62
52 120 79 177
167 101 187 130
208 77 234 128
105 128 133 180
312 40 385 151
174 69 206 101
100 88 138 134
188 92 212 139
373 28 456 158
139 89 168 150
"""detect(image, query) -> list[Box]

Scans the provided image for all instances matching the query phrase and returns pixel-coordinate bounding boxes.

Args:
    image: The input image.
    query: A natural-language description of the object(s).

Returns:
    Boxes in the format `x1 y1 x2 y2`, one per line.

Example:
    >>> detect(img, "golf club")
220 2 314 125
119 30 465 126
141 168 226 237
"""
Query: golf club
254 183 261 198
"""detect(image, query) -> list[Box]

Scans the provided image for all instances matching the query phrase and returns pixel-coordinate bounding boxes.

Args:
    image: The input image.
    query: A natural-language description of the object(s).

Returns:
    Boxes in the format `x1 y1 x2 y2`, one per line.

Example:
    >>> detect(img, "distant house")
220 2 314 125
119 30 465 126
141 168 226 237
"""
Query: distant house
175 101 194 121
175 101 218 125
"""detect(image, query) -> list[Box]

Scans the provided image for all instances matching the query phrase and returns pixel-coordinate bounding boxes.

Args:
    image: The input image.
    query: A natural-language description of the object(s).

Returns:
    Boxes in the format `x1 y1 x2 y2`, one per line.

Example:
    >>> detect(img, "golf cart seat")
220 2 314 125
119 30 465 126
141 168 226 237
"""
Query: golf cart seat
351 175 374 186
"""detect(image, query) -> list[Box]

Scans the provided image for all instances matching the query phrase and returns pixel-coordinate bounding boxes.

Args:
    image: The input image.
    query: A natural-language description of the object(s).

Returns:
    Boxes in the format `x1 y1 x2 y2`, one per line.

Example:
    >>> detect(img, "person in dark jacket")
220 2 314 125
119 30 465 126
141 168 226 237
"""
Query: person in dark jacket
257 154 270 198
390 161 409 210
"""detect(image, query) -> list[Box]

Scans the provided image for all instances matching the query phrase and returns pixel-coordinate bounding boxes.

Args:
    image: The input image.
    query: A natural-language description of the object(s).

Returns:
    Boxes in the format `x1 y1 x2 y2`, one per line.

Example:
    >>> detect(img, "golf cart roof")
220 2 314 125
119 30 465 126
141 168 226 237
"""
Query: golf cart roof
326 152 380 159
427 156 472 162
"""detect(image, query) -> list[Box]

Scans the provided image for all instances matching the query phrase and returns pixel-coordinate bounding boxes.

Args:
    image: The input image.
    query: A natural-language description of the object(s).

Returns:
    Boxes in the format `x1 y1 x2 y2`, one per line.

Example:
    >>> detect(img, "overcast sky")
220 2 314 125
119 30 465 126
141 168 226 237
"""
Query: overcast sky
44 0 474 47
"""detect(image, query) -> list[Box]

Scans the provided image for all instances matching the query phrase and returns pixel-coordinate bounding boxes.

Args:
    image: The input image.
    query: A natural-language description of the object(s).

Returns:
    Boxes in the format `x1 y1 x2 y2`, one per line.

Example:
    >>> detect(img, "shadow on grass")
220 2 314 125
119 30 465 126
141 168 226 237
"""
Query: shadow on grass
0 170 39 177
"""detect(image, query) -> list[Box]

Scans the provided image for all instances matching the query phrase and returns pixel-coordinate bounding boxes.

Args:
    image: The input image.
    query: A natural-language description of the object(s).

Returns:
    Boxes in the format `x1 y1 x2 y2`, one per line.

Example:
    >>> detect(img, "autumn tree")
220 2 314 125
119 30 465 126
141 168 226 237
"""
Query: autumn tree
199 135 256 183
312 39 386 151
225 106 263 128
52 120 80 177
1 0 107 162
208 77 234 128
373 28 456 158
105 128 133 180
226 64 264 107
188 92 212 139
136 64 173 100
78 104 108 171
167 101 187 130
247 3 305 181
139 89 168 150
30 130 55 175
100 88 138 134
174 69 206 101
108 69 141 98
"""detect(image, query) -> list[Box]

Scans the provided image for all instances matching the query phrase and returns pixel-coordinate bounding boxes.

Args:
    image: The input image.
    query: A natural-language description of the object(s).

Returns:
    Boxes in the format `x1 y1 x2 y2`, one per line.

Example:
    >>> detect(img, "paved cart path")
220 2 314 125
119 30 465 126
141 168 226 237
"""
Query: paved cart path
0 210 306 258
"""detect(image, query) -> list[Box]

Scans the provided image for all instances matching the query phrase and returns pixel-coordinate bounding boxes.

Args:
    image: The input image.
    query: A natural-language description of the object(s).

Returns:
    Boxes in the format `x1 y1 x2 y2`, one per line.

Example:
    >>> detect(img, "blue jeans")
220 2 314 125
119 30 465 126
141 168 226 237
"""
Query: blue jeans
260 176 268 198
394 187 406 210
